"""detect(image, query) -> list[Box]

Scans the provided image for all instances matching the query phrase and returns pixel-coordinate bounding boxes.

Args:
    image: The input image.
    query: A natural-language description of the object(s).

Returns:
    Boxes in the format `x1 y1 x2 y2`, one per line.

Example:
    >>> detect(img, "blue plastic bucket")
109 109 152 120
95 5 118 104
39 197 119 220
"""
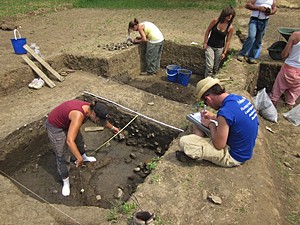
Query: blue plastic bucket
11 38 27 54
178 69 192 86
166 71 178 83
166 64 181 75
11 29 27 54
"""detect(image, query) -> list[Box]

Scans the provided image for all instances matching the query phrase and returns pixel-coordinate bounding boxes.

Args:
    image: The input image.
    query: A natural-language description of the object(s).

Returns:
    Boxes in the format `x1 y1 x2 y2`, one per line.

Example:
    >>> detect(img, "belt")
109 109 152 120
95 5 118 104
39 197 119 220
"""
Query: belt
251 16 269 21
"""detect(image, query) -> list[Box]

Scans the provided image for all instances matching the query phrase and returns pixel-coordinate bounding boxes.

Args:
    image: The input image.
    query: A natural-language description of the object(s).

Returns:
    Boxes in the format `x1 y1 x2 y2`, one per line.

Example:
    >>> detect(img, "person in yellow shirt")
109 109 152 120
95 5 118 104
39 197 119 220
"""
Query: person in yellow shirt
128 18 164 75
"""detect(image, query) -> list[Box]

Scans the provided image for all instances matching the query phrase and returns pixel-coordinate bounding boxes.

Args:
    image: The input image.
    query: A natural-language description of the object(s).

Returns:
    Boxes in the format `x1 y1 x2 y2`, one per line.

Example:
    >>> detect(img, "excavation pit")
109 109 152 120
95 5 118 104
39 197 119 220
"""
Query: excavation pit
0 39 291 213
0 94 181 209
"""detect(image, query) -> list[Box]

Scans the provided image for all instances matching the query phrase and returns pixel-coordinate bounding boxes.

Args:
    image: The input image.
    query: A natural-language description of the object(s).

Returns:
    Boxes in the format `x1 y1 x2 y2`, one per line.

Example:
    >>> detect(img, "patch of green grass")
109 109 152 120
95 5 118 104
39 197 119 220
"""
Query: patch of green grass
286 211 300 225
155 214 165 225
239 206 247 213
0 0 75 19
74 0 236 10
198 180 206 188
107 207 118 221
194 100 205 111
121 202 137 214
0 0 237 21
150 175 160 183
181 122 189 130
146 157 160 171
222 51 234 68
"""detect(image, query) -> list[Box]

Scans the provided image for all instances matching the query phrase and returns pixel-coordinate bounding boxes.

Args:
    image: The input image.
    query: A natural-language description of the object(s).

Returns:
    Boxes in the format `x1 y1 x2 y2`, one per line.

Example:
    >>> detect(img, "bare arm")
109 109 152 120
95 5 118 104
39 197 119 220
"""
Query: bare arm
270 0 277 15
67 111 84 167
203 19 218 49
208 116 229 149
221 25 234 59
281 31 299 58
133 24 147 43
105 121 120 134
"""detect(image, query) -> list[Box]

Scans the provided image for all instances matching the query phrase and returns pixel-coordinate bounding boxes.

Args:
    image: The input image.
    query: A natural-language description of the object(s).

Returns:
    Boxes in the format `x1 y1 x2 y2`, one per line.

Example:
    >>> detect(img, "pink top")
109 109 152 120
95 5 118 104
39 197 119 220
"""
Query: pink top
48 100 89 129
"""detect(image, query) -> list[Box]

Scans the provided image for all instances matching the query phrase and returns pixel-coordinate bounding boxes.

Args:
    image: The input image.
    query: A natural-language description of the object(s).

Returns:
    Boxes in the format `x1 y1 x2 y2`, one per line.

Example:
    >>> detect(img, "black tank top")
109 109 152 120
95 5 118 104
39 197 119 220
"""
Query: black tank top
207 21 230 48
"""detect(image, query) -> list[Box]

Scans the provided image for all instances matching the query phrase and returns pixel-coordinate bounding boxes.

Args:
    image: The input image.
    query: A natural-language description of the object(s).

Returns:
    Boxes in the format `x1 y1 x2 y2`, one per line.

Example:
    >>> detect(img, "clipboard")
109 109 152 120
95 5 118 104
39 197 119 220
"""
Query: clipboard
186 112 218 137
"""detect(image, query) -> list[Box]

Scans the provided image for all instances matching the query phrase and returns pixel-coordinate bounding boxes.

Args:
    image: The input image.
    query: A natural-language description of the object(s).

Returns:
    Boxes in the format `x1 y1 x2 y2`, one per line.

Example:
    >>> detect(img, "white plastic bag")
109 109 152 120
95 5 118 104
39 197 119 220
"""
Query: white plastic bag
253 88 278 123
30 43 43 58
283 104 300 126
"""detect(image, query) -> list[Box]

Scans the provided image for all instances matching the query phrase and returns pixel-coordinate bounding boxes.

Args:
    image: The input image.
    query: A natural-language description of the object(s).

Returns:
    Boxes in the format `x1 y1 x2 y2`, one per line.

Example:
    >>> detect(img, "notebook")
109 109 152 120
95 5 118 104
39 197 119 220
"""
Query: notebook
186 112 218 137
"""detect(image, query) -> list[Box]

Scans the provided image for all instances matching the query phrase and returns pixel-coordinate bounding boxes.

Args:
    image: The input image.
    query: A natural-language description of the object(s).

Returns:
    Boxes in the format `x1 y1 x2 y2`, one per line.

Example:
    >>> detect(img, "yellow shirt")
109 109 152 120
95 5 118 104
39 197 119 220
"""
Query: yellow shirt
141 21 164 43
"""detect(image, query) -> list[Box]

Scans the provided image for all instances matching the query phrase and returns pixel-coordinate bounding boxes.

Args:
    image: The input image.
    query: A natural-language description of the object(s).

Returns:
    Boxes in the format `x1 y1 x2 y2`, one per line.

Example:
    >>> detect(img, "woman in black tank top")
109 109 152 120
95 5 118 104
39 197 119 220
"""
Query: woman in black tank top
203 6 235 77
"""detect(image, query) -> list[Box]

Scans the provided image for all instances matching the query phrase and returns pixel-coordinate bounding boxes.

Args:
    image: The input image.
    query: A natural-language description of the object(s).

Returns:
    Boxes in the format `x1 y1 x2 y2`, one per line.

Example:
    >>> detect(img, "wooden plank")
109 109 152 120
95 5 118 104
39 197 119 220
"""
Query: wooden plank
84 127 104 132
23 44 64 82
22 55 56 88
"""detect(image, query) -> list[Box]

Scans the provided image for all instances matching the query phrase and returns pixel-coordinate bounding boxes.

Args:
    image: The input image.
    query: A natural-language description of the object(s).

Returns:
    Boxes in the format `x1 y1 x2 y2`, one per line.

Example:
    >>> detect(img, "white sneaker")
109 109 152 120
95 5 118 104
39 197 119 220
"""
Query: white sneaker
32 78 45 90
28 78 39 88
62 177 70 196
82 153 97 162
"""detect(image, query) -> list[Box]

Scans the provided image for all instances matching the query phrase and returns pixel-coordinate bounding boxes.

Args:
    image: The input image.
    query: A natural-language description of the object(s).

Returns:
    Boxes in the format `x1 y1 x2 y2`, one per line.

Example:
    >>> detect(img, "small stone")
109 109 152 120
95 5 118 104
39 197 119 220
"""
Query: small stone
208 195 222 205
283 161 292 169
155 147 163 155
29 128 33 131
128 176 134 180
134 167 141 172
96 194 102 201
148 102 154 106
124 158 132 164
114 188 124 199
129 153 137 159
52 189 58 194
202 190 208 200
60 72 68 76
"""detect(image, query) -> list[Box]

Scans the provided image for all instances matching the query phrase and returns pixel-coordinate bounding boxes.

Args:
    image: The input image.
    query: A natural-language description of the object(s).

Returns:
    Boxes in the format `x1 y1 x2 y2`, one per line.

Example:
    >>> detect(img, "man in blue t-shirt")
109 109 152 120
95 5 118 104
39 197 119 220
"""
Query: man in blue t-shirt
177 77 259 167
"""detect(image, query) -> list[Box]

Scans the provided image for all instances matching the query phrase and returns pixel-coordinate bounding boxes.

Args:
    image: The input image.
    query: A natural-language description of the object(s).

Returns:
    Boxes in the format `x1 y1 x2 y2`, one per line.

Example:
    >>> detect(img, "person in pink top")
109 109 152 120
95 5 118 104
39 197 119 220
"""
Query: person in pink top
270 31 300 109
45 100 120 196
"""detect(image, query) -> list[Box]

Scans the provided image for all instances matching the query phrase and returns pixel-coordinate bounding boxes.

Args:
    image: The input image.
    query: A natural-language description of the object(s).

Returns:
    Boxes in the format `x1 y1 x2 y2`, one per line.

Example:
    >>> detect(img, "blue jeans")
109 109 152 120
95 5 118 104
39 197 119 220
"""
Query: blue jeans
239 17 269 60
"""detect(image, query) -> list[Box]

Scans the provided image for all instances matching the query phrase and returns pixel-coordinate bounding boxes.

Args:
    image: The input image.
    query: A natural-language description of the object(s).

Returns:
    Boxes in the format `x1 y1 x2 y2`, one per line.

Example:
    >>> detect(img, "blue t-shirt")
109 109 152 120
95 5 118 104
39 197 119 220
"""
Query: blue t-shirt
218 94 259 162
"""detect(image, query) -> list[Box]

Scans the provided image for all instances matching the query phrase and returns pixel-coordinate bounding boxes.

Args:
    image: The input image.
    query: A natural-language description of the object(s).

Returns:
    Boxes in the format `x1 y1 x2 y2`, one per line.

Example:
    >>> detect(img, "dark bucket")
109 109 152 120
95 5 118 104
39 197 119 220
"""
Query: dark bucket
132 211 155 225
11 29 27 54
267 41 287 60
178 69 192 86
166 64 181 75
166 71 178 83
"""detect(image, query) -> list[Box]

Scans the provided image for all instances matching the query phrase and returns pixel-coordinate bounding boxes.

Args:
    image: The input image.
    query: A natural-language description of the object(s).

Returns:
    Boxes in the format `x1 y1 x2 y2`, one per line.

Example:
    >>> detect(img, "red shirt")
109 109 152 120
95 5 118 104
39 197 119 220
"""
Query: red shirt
48 100 89 129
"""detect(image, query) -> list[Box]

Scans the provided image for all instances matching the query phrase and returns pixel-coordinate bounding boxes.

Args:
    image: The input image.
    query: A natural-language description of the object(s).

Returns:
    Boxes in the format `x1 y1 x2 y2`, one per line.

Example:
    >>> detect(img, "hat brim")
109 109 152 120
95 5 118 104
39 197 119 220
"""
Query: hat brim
197 79 220 100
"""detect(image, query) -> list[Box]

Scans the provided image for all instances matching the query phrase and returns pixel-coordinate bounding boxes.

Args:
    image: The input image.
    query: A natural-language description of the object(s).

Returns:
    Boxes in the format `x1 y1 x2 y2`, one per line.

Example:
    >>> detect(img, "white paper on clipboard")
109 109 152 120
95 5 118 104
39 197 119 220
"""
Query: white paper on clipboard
186 112 218 136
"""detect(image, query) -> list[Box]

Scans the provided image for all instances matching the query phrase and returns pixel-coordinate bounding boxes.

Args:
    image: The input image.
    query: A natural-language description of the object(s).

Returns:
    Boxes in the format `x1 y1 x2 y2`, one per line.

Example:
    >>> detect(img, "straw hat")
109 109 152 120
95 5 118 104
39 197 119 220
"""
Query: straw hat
196 77 220 99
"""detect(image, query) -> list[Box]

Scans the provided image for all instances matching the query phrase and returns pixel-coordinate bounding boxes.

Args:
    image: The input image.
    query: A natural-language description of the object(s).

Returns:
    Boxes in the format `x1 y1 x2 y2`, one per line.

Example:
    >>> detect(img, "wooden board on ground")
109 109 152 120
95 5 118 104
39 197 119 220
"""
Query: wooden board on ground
21 55 56 88
84 127 104 132
23 44 64 82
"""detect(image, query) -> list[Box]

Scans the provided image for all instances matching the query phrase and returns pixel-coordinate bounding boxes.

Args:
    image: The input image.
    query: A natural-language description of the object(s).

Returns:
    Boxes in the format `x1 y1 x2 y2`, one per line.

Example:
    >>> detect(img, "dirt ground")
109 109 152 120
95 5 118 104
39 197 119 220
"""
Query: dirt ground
0 1 300 225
